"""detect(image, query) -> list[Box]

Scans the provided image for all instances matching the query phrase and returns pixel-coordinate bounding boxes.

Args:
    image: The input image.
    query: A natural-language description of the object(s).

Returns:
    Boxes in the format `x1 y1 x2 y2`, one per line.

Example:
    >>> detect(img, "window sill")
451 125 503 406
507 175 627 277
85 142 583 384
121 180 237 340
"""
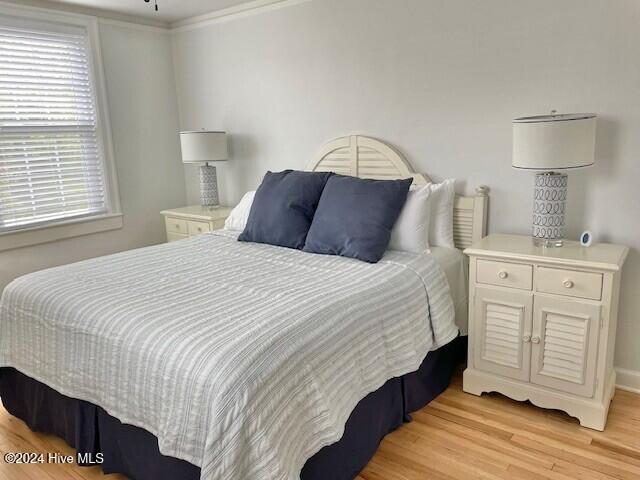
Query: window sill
0 213 124 252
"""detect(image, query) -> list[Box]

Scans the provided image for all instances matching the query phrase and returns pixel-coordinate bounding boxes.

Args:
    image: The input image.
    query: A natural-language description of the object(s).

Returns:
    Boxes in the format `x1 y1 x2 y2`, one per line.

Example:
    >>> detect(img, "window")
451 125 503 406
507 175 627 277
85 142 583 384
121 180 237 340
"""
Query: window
0 13 119 240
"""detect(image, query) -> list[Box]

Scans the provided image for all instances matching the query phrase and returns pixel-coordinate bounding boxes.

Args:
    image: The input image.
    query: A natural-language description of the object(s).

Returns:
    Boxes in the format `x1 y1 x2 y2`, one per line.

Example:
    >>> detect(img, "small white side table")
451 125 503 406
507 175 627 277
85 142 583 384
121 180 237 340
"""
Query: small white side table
160 205 232 242
463 234 628 430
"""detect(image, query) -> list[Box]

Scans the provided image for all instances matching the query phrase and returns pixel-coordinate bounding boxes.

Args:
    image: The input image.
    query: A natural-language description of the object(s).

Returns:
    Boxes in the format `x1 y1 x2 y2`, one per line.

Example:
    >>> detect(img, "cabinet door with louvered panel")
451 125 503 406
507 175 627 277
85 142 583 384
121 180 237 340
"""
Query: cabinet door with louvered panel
530 296 601 398
473 286 533 382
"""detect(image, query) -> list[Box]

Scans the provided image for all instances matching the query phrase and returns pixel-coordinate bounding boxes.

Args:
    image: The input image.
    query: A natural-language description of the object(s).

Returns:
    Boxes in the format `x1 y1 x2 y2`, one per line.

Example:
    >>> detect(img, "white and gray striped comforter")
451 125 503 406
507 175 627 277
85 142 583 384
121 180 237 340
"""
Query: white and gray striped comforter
0 230 456 480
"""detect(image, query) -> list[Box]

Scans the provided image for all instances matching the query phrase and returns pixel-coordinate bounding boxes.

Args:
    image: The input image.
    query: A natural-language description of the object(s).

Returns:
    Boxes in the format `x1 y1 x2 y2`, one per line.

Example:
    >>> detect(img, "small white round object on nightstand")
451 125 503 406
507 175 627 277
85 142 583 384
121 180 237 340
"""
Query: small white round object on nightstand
580 230 593 247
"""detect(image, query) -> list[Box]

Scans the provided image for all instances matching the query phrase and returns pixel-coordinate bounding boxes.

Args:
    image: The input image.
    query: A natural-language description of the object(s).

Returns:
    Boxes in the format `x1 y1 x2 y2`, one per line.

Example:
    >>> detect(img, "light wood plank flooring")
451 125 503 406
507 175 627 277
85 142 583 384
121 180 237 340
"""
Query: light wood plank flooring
1 373 639 479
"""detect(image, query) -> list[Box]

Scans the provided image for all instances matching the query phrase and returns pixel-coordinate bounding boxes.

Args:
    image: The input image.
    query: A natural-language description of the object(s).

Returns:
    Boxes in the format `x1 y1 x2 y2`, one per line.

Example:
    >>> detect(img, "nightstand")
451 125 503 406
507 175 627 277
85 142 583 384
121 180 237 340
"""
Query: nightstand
160 205 232 242
463 234 628 430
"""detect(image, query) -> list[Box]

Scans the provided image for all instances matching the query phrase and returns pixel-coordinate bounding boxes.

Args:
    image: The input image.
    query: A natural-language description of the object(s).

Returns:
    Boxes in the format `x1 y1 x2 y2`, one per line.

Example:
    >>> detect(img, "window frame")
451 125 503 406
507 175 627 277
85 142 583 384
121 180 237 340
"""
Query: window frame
0 2 122 252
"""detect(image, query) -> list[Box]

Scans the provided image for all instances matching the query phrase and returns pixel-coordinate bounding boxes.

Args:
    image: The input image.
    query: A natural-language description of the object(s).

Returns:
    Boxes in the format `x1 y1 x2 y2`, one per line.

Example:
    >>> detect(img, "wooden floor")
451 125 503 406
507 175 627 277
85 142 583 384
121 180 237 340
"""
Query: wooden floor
1 373 639 479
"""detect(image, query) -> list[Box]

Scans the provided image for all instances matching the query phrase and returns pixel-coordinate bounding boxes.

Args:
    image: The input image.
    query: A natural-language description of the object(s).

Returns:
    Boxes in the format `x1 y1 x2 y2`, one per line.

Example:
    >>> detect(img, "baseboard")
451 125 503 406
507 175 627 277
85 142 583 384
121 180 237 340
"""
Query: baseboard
615 368 640 394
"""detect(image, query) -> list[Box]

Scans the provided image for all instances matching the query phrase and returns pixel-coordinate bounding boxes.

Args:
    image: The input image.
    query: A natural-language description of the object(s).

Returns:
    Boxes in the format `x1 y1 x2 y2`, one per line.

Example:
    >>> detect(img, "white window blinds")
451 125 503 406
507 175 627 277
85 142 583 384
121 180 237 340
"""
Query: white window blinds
0 24 107 232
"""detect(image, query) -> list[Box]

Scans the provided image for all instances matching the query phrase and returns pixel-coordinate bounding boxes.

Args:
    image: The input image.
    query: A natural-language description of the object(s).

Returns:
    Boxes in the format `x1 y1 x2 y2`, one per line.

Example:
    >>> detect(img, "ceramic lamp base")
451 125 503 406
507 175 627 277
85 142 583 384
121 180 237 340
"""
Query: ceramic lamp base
532 172 567 248
200 164 219 207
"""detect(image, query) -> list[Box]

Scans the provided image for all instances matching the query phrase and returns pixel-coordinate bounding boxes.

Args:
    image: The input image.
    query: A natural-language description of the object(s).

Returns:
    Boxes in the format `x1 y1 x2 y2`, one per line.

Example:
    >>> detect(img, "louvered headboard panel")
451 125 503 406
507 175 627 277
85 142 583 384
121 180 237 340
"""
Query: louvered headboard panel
453 188 489 249
306 135 488 250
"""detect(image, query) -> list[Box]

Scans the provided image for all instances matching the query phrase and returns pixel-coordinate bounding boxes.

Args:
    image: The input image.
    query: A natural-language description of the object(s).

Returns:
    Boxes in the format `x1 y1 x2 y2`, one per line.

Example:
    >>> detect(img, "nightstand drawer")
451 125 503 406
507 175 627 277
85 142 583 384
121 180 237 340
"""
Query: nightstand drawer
188 220 211 236
477 259 533 290
537 267 602 301
165 217 188 234
167 232 188 242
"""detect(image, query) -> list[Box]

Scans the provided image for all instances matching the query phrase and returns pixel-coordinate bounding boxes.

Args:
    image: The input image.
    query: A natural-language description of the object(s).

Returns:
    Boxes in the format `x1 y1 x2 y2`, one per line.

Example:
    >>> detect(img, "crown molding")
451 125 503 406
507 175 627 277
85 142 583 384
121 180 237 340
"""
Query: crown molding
0 0 312 33
0 0 170 29
170 0 312 32
98 17 170 34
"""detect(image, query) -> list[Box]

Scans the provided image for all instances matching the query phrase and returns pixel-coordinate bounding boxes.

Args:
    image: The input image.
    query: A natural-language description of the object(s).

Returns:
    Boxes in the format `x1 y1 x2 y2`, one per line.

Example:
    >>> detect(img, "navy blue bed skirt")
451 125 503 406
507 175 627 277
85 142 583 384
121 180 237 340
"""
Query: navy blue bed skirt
0 336 464 480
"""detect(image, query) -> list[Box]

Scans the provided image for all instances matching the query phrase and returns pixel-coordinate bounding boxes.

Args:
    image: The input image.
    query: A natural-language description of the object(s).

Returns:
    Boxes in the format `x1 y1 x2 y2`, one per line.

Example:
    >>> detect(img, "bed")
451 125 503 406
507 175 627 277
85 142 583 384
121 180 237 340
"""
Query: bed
0 135 488 480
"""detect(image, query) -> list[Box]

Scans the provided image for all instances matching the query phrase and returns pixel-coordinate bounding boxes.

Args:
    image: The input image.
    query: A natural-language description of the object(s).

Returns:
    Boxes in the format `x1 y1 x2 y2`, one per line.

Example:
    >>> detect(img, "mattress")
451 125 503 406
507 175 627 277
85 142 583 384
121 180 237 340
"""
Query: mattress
0 231 456 480
430 246 469 334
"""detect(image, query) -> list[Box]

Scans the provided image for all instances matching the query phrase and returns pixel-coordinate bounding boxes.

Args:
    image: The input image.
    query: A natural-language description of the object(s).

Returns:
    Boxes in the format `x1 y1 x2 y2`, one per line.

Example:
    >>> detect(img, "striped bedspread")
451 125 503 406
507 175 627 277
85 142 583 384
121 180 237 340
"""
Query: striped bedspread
0 230 456 480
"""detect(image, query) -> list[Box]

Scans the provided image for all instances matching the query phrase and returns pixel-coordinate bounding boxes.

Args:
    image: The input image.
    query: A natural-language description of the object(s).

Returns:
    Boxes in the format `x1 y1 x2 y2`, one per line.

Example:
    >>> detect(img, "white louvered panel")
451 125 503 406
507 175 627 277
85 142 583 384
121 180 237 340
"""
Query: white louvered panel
539 312 587 382
454 210 473 222
315 159 348 169
482 303 522 368
454 236 473 249
473 286 532 382
453 208 475 248
454 236 474 249
357 149 395 162
357 148 392 161
0 24 106 232
357 146 380 154
454 227 473 235
359 170 404 179
316 148 351 175
321 151 350 160
358 166 402 175
531 297 600 397
358 149 404 179
357 157 397 165
359 174 404 180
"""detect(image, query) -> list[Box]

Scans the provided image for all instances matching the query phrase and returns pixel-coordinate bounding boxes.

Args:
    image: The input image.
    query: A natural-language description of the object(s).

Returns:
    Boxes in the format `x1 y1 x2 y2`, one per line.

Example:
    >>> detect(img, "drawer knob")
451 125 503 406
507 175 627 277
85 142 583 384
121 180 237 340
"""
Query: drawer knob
523 335 531 343
563 279 574 289
176 224 181 230
532 336 540 344
197 227 202 232
498 270 508 279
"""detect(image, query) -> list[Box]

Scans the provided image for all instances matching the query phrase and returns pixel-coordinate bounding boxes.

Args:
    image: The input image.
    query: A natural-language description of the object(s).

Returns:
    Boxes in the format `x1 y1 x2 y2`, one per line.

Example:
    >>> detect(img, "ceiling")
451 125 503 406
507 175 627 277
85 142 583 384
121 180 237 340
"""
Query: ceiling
26 0 263 24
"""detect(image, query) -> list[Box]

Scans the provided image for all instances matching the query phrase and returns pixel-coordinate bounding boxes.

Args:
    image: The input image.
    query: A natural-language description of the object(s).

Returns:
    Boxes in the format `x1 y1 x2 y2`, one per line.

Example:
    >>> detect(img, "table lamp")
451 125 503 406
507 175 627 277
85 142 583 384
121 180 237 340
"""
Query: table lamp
180 131 228 207
512 113 596 247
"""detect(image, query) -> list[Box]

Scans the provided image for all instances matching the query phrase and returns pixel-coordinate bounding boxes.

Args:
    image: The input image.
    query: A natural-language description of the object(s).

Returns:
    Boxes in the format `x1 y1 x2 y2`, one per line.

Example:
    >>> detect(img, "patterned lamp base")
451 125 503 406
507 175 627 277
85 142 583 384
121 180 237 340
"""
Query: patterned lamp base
200 164 219 207
532 172 567 247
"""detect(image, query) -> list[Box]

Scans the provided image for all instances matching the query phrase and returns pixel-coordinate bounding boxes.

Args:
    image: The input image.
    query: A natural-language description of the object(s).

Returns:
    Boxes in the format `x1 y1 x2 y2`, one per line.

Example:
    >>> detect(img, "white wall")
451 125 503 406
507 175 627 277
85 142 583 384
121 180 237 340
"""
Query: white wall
0 22 186 291
172 0 640 373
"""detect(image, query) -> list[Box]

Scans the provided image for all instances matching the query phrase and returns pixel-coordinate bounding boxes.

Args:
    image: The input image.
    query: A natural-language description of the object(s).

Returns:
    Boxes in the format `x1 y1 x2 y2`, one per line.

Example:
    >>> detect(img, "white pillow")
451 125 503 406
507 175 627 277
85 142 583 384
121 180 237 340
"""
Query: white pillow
223 191 256 231
388 185 432 254
427 179 456 248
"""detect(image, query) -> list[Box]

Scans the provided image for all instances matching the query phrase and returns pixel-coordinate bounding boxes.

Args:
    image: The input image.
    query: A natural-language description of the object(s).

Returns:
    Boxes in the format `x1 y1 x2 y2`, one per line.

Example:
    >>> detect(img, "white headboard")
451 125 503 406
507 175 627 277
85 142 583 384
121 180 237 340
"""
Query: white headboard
306 135 488 250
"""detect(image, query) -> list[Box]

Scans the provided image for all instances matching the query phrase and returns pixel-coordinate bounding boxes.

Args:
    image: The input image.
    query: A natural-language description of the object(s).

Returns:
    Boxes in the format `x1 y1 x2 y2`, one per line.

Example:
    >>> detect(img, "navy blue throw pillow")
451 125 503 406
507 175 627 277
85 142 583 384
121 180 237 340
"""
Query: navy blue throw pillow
303 175 413 263
238 170 332 249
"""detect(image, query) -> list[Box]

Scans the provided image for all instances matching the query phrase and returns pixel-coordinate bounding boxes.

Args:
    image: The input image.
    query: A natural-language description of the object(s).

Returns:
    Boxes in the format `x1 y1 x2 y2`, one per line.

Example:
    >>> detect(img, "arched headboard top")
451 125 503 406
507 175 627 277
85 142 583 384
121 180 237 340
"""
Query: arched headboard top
306 135 489 250
306 135 430 186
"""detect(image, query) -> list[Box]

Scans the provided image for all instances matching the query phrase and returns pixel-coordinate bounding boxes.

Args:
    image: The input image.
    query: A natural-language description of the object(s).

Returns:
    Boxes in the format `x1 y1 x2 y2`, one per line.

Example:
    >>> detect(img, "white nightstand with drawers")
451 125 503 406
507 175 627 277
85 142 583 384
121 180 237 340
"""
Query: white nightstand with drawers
160 205 232 242
463 234 628 430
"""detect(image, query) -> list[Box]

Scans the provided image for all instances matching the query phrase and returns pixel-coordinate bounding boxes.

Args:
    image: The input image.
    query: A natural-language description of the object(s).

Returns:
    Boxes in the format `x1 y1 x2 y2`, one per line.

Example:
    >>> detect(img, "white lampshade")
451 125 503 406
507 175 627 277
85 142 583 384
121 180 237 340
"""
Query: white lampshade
180 131 228 163
512 113 596 170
